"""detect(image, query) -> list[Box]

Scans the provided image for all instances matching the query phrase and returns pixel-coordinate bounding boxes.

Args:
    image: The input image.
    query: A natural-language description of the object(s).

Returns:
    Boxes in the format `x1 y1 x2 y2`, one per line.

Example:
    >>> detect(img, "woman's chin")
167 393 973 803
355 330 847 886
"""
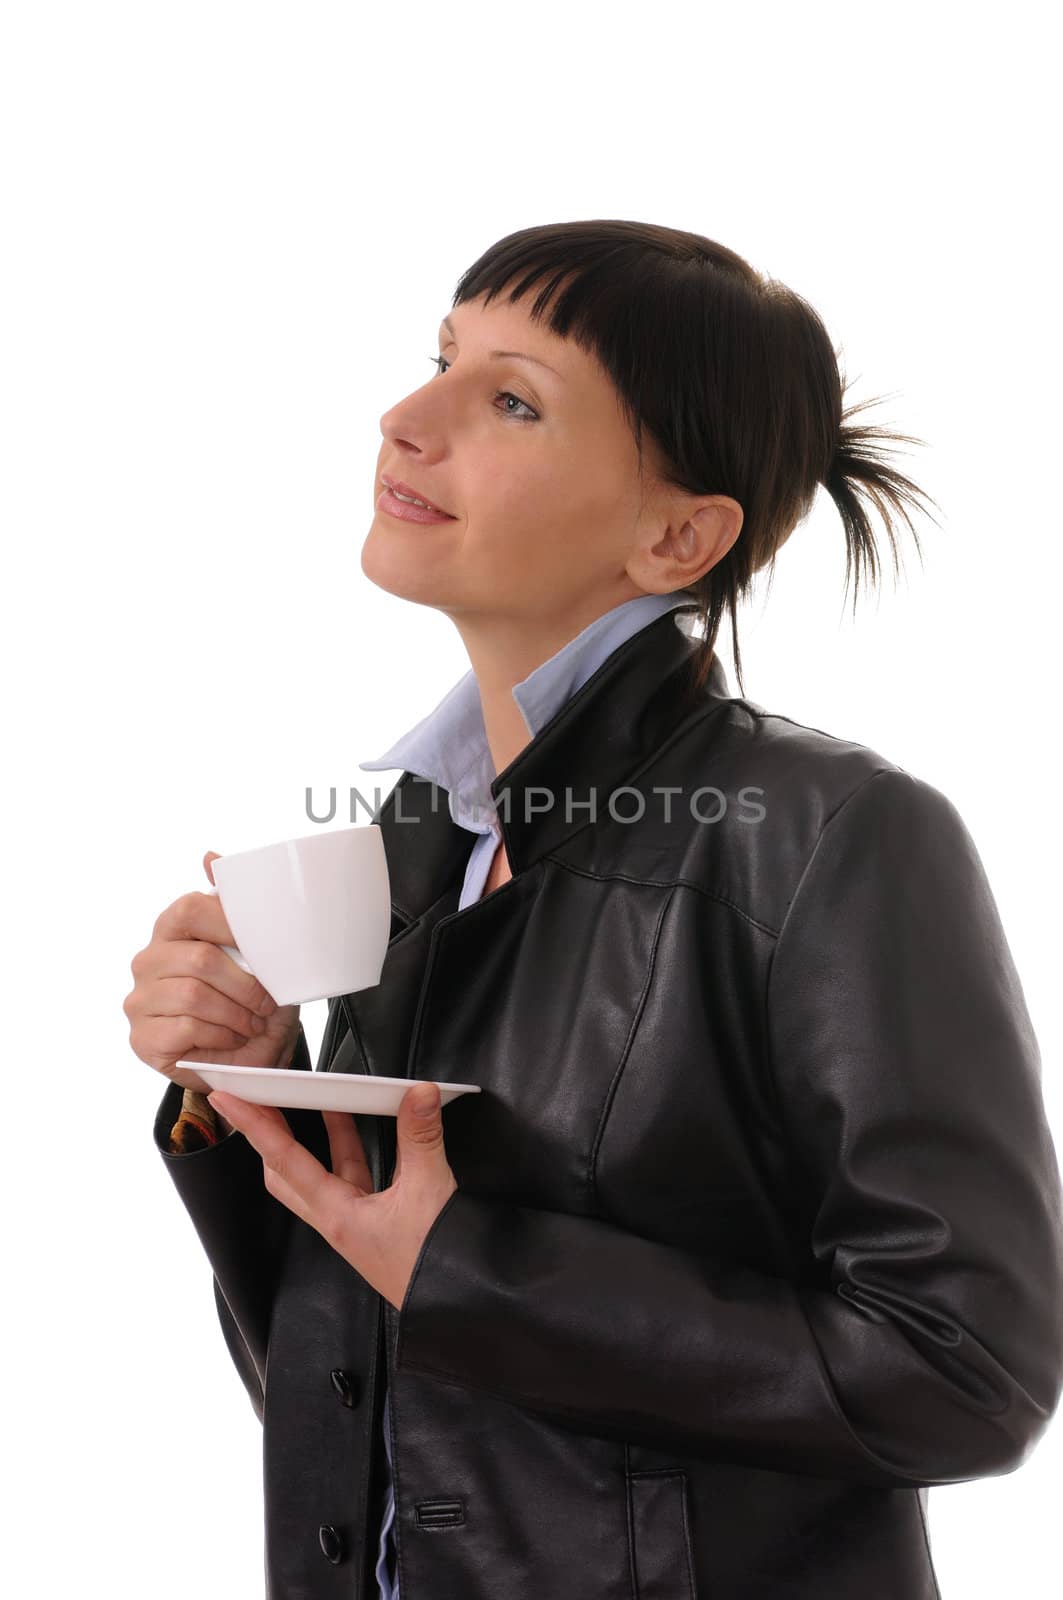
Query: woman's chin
359 528 453 606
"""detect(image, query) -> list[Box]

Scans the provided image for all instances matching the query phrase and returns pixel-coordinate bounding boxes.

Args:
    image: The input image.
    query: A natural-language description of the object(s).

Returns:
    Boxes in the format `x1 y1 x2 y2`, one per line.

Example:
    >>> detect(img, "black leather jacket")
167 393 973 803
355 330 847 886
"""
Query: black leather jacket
154 607 1063 1598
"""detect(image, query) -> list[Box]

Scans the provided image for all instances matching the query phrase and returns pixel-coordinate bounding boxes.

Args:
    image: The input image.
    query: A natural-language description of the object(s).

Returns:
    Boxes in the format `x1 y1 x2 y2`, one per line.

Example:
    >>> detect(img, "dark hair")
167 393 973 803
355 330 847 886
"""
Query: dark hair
450 219 942 701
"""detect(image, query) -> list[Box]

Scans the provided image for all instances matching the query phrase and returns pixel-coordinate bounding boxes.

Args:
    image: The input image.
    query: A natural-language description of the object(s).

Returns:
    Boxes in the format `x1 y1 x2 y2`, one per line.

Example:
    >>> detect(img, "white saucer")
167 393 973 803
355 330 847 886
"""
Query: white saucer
173 1061 482 1116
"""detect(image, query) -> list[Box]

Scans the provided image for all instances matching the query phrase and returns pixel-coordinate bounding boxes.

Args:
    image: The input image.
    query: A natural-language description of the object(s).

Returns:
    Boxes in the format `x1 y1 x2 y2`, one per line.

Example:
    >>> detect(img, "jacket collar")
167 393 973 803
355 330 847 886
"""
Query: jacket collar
359 592 696 836
374 604 732 924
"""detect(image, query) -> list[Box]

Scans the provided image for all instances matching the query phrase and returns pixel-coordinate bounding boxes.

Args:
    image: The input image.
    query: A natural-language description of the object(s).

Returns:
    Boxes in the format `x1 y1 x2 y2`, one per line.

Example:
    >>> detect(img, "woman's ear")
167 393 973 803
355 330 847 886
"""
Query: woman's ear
635 496 743 592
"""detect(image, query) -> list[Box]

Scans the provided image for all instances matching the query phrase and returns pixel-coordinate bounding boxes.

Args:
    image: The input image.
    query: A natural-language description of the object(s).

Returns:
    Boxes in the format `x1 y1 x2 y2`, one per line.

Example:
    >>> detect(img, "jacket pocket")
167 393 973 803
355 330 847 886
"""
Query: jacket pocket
627 1469 697 1600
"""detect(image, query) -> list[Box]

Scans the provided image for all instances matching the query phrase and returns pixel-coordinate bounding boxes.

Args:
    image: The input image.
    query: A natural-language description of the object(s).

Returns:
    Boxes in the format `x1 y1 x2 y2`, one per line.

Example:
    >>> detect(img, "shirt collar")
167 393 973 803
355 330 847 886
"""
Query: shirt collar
358 593 697 835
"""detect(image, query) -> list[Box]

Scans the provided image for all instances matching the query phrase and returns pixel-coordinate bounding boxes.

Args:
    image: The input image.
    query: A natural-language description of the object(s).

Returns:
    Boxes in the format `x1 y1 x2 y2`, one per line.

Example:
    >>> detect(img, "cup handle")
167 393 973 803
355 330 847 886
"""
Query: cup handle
205 884 254 974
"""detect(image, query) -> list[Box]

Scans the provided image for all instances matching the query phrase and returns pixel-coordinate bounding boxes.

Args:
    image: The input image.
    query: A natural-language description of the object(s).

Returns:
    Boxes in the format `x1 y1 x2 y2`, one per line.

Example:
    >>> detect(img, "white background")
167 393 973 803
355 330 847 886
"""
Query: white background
2 1 1059 1594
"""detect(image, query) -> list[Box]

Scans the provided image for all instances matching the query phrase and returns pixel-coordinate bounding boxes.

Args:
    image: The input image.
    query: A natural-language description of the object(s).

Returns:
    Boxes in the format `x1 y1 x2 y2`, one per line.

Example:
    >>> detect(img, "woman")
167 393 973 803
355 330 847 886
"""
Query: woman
125 219 1063 1599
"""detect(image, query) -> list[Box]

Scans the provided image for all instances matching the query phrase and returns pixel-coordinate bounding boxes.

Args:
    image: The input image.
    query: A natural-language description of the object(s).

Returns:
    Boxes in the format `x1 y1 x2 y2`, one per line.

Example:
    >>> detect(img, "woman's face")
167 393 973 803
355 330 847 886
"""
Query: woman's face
363 291 695 631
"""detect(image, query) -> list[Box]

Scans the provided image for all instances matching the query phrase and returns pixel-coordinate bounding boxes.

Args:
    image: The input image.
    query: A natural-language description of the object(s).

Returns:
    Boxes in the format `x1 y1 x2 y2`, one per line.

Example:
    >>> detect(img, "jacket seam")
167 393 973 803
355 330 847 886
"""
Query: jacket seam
758 763 894 1206
743 706 892 746
624 1468 696 1600
386 899 438 941
762 765 895 1125
638 686 897 785
543 857 780 939
623 1445 639 1600
588 883 679 1213
388 1331 408 1600
678 1471 696 1600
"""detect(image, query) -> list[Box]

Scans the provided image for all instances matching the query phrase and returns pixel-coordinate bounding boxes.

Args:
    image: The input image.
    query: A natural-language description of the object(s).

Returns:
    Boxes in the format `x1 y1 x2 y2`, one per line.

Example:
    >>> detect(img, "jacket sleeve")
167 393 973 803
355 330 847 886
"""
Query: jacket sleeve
153 1021 331 1421
394 768 1063 1489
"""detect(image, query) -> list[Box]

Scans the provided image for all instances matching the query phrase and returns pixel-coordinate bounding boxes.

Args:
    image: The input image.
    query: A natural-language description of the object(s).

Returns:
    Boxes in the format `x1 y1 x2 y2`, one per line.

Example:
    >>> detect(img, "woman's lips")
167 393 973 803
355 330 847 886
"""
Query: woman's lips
377 486 457 525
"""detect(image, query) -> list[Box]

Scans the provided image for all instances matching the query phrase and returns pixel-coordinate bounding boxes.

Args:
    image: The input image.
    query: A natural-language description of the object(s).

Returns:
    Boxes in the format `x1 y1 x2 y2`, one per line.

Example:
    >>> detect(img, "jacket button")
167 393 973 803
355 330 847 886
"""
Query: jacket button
318 1524 345 1565
329 1368 360 1408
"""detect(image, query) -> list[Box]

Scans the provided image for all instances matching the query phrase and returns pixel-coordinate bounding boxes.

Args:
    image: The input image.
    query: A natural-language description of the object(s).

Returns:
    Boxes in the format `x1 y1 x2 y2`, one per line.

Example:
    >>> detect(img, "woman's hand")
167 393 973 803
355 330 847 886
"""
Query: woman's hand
205 1080 459 1311
123 850 302 1093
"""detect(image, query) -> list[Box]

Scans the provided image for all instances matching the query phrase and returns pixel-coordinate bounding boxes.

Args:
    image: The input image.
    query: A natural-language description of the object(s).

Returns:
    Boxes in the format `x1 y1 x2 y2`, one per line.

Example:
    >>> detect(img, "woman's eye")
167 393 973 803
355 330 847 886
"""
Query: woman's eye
425 354 539 422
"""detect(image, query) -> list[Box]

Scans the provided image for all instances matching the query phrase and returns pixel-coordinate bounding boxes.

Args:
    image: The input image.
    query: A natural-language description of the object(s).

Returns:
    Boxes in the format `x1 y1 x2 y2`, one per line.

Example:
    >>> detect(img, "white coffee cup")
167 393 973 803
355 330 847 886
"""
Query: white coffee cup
206 825 391 1005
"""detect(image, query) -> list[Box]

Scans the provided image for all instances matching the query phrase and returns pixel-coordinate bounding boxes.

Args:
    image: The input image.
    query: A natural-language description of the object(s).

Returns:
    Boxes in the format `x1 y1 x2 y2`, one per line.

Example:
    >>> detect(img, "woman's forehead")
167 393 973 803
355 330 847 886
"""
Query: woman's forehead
440 296 617 396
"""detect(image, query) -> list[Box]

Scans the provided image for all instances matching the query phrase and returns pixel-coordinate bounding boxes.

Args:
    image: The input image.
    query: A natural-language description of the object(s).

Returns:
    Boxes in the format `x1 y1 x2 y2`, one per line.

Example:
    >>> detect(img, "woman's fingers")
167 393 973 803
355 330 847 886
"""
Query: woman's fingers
138 910 277 1018
132 1013 254 1062
321 1109 375 1193
143 970 271 1042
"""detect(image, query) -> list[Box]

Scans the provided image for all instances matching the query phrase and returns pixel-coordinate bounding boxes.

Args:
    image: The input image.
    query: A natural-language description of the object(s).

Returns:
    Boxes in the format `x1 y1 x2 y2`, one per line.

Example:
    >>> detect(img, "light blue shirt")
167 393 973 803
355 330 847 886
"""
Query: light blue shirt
356 591 696 1597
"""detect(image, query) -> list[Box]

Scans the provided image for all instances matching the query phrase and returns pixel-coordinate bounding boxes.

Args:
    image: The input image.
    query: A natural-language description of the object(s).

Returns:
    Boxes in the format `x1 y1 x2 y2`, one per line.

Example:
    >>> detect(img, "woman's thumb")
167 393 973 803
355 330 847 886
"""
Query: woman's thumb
203 850 221 887
399 1082 444 1150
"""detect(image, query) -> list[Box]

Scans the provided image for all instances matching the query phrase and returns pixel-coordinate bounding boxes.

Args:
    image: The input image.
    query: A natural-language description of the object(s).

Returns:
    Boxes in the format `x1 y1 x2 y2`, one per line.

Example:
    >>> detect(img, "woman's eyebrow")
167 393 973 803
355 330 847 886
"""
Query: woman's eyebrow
439 315 565 381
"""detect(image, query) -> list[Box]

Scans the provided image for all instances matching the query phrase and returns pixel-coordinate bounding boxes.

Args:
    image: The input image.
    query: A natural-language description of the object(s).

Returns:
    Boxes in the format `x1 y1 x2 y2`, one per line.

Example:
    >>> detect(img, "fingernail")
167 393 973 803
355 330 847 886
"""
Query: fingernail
258 996 277 1017
251 1015 267 1033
